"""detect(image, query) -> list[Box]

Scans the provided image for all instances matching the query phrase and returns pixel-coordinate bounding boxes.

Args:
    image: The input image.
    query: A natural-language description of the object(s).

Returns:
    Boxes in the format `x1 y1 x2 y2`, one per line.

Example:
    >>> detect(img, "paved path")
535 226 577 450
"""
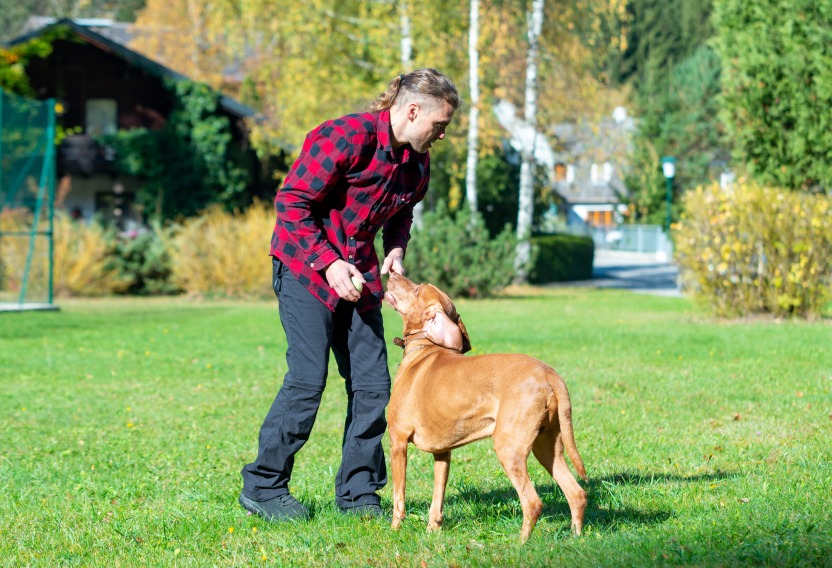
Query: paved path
553 249 682 297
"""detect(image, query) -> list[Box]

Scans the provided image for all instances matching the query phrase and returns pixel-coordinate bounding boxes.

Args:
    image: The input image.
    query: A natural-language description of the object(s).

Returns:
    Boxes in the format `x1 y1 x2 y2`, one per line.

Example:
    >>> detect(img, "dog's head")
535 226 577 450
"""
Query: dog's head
385 273 471 354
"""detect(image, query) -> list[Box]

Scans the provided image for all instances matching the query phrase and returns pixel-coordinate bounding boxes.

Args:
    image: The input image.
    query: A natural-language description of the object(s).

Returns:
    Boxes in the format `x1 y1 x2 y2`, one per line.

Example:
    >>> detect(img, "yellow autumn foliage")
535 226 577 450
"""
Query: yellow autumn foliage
674 181 832 318
0 209 128 298
170 203 274 298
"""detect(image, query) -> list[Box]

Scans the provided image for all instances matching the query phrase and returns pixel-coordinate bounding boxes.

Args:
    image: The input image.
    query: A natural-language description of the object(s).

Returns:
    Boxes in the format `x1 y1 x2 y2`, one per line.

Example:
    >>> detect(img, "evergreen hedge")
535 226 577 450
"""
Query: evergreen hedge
528 234 595 284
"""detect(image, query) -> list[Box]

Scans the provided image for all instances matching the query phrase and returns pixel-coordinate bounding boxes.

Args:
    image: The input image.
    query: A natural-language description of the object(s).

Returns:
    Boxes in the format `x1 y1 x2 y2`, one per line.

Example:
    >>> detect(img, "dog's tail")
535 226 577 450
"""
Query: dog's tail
550 373 587 481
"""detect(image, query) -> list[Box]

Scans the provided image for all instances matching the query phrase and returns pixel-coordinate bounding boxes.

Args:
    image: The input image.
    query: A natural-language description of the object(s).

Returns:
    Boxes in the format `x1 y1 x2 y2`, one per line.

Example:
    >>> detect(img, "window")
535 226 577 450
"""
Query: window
603 162 613 182
592 162 613 185
86 99 118 136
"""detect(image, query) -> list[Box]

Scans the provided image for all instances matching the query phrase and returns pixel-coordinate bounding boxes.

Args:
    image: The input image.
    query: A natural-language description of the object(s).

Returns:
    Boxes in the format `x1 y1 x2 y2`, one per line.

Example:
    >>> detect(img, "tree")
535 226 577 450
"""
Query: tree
623 44 725 225
714 0 832 192
130 0 231 90
514 0 544 282
612 0 724 224
465 0 480 218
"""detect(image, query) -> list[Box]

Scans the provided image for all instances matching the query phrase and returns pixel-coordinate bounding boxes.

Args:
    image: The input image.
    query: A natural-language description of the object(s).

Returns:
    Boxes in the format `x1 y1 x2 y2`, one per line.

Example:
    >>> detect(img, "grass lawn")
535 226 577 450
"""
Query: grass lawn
1 288 830 567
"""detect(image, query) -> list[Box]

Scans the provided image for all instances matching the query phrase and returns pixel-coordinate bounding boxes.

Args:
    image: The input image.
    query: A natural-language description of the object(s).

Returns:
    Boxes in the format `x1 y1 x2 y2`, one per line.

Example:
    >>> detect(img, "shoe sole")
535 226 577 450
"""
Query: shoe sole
239 494 309 522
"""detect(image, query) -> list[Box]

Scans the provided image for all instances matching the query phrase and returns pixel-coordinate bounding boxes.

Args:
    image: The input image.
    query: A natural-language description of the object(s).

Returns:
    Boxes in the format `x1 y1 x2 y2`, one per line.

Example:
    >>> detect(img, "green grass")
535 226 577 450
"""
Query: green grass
1 289 831 567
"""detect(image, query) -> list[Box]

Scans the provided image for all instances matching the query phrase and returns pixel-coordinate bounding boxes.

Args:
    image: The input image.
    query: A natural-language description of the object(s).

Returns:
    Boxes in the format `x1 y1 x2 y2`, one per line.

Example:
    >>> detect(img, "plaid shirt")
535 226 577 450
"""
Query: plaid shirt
270 109 430 312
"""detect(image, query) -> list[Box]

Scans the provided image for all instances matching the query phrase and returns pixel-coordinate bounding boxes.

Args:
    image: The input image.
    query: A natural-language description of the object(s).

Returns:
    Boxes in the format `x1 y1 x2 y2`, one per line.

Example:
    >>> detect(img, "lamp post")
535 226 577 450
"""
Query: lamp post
661 156 676 233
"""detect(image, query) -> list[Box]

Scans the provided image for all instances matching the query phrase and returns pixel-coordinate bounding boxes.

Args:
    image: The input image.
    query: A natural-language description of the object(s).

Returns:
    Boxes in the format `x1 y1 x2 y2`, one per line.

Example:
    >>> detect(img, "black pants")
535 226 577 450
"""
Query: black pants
240 258 390 508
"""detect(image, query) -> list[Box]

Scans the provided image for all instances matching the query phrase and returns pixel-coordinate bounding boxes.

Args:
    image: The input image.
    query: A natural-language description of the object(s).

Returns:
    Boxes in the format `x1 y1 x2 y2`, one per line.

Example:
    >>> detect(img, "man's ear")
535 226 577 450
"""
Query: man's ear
422 310 463 352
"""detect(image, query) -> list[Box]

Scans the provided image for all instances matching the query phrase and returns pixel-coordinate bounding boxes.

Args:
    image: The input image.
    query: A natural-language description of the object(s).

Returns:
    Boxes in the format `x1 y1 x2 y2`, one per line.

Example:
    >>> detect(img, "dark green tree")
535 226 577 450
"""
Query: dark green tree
611 0 727 224
713 0 832 192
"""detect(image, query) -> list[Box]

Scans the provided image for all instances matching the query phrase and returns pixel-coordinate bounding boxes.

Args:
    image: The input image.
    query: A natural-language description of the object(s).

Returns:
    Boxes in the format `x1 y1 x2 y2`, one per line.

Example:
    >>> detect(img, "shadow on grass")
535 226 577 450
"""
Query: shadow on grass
590 468 741 486
398 468 741 534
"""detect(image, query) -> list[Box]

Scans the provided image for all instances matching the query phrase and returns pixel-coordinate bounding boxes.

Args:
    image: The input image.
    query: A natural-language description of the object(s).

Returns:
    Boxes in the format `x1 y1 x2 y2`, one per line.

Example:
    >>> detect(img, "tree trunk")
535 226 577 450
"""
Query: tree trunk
514 0 544 283
465 0 480 218
399 0 425 230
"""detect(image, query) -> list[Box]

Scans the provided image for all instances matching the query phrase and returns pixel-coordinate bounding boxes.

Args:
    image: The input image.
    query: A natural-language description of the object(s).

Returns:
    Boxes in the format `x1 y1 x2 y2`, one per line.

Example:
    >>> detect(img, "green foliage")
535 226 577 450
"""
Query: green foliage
476 146 522 236
611 0 714 85
529 234 594 283
110 221 180 295
404 201 516 298
105 81 250 219
625 45 727 224
614 1 729 223
0 34 55 96
713 0 832 191
674 180 832 318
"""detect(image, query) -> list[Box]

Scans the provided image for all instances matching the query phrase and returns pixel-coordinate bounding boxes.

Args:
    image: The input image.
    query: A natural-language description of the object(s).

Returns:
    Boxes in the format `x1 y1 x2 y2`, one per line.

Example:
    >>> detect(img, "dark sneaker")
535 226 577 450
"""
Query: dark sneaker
338 503 385 520
239 493 309 522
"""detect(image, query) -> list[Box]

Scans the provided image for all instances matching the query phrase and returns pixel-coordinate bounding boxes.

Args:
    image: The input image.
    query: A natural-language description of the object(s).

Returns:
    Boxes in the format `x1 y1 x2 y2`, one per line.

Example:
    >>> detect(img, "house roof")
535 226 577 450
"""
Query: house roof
6 18 256 119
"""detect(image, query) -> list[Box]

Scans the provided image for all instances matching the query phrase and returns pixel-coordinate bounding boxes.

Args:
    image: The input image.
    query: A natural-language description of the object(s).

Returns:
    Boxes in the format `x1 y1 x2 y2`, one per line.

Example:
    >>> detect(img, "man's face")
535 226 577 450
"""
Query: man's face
407 100 456 154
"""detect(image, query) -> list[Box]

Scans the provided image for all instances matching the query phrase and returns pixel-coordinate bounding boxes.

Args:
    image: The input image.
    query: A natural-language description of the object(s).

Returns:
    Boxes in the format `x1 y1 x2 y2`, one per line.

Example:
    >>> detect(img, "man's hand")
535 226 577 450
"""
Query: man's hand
324 259 364 302
381 247 405 276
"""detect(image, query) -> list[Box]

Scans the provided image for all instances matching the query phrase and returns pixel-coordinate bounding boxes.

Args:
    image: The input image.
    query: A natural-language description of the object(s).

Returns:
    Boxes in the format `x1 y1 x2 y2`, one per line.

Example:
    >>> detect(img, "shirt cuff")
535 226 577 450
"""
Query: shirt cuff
308 247 340 271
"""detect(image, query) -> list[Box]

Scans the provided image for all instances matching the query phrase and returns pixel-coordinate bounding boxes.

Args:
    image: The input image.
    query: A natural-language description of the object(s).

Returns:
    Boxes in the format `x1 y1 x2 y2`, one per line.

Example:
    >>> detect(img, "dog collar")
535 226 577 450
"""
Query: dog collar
393 331 426 349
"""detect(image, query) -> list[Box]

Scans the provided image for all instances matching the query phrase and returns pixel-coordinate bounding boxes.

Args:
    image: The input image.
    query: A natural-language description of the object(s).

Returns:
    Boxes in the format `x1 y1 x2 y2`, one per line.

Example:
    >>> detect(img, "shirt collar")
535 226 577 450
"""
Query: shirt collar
377 108 423 164
377 109 394 154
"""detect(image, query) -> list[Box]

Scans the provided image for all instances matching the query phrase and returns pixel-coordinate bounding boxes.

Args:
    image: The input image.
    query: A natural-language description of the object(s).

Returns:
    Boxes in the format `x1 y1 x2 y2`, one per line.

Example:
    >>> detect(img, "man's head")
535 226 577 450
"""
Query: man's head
371 68 460 154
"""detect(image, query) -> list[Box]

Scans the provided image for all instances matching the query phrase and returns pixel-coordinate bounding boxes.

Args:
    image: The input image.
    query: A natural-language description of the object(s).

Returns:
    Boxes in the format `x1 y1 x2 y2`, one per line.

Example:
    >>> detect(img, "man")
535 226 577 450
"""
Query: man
240 69 460 521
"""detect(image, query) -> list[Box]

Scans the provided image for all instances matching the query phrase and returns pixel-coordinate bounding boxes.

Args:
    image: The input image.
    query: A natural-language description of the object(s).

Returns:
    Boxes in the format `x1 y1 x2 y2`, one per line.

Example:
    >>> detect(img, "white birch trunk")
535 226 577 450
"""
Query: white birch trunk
514 0 544 282
398 0 424 230
465 0 480 218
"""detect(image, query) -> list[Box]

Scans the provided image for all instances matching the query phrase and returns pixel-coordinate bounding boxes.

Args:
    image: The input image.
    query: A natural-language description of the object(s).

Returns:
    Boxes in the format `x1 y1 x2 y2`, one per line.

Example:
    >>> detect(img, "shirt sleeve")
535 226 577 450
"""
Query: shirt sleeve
382 167 430 256
275 123 353 271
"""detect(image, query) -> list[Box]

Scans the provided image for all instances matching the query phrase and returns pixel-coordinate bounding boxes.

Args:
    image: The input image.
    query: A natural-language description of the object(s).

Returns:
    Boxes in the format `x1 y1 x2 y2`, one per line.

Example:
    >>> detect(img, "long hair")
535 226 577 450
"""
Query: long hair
369 68 460 112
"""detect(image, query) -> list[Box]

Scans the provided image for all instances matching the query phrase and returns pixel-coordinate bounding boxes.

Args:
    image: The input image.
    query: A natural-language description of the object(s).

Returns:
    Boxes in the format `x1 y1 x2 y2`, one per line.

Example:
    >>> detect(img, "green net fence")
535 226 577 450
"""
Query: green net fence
0 88 57 310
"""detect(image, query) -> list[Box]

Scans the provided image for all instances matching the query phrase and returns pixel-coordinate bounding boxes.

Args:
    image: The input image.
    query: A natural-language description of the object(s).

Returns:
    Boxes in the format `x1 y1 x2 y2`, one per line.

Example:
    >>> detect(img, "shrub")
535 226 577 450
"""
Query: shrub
0 209 129 297
111 221 180 296
402 201 516 298
528 234 594 283
170 202 274 298
674 180 832 318
52 212 130 297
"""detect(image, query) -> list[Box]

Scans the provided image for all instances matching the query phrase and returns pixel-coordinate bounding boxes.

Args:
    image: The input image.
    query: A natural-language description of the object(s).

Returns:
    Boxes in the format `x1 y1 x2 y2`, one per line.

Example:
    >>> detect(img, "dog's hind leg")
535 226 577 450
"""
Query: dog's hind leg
532 428 587 535
493 428 542 542
427 451 451 531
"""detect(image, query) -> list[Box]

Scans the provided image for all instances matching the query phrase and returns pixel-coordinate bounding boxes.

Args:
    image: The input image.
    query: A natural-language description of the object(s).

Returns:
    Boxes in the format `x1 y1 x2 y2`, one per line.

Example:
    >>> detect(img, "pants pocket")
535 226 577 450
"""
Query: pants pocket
272 257 284 298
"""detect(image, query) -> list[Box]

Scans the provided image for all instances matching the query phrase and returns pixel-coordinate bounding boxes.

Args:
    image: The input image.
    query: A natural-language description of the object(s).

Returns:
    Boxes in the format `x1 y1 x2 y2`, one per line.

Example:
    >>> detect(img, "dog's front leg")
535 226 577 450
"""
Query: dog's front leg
427 451 451 532
390 434 409 530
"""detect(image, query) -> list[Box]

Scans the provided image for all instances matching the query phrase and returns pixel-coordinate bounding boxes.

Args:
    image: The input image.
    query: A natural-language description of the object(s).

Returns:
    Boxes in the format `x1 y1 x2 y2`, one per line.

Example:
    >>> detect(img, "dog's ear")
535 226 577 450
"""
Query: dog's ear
422 309 464 352
456 315 472 354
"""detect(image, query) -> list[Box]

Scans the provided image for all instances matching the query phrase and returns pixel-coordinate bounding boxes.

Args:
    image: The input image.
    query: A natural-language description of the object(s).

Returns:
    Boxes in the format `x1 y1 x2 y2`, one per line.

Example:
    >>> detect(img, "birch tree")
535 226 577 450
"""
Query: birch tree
398 0 426 229
514 0 544 282
465 0 480 218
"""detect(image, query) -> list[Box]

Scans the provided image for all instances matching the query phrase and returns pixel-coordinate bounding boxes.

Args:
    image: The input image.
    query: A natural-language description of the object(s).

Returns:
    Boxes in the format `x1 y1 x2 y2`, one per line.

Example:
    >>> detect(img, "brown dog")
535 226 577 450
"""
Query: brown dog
384 273 587 542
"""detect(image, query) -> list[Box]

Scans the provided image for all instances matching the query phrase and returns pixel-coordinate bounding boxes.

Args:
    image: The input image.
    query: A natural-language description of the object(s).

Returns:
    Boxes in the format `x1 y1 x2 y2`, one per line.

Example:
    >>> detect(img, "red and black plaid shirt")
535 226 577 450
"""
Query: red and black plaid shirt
270 109 430 312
